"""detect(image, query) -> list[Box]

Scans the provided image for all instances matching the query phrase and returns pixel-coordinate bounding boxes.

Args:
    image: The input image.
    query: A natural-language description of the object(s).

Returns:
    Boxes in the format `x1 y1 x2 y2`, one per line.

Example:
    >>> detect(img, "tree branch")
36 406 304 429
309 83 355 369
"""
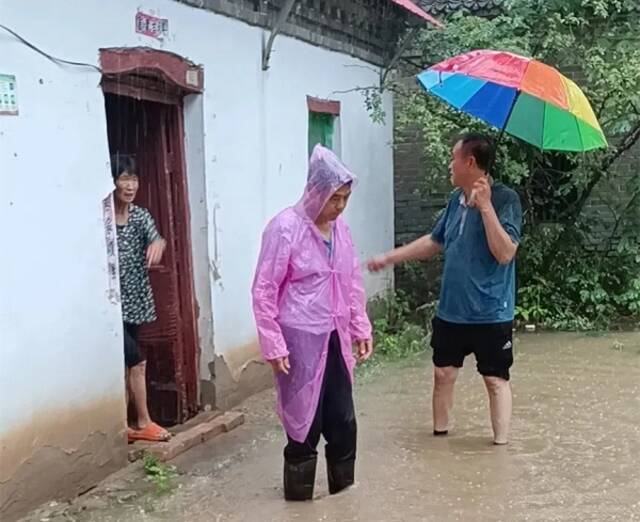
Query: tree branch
381 27 420 89
597 93 612 118
602 121 640 172
400 56 427 71
540 121 640 272
602 187 640 257
330 85 380 96
577 121 640 210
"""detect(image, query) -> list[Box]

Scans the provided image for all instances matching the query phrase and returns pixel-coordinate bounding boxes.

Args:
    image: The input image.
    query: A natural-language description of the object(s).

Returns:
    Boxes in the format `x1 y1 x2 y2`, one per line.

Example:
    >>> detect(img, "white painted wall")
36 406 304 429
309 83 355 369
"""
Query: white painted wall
0 36 124 435
0 0 395 414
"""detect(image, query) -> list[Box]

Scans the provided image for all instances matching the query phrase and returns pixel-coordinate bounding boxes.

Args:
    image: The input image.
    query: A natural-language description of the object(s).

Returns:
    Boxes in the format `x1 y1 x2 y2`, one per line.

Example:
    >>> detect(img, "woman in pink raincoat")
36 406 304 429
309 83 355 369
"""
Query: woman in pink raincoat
252 145 373 501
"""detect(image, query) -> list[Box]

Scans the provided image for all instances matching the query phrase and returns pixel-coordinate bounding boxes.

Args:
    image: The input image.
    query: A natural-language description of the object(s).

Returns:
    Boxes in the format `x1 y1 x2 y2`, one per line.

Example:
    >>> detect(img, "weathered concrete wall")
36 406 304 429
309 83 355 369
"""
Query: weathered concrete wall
0 399 126 522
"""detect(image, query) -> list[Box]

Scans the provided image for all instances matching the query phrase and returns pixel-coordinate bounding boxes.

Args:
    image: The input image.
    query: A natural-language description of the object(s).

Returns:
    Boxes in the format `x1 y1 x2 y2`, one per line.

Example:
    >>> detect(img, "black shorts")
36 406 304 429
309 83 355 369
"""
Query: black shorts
430 317 514 381
124 322 145 368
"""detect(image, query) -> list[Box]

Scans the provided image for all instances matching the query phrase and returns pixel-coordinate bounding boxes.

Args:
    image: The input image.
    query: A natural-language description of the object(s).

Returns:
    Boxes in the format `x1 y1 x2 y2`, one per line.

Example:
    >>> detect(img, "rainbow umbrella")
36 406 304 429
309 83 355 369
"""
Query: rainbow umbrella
417 50 607 151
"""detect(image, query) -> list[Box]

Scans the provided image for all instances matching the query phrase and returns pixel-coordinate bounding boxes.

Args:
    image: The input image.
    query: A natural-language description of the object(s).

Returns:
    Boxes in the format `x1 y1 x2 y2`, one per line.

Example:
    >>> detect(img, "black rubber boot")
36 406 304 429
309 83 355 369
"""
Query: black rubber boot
283 457 317 501
327 459 355 495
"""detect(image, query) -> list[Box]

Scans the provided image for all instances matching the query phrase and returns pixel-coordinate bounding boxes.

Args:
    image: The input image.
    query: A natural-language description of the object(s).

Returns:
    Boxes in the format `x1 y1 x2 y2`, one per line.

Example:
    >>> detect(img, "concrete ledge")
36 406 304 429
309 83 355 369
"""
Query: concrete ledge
212 356 273 411
127 411 245 463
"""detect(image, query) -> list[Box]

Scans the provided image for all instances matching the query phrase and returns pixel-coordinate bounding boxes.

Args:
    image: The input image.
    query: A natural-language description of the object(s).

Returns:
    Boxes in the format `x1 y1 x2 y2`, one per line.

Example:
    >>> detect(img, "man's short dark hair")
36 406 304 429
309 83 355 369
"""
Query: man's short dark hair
457 133 494 172
110 153 136 180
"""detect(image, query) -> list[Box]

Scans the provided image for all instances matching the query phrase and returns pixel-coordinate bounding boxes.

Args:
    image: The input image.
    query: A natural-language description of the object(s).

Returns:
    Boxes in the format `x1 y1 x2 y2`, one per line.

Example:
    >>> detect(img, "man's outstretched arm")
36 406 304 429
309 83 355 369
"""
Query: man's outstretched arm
367 235 442 272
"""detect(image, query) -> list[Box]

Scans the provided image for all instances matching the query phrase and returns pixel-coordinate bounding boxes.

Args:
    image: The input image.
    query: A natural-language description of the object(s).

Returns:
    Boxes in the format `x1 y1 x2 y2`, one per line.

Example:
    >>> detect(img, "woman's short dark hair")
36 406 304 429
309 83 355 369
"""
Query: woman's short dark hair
110 153 136 181
457 133 494 172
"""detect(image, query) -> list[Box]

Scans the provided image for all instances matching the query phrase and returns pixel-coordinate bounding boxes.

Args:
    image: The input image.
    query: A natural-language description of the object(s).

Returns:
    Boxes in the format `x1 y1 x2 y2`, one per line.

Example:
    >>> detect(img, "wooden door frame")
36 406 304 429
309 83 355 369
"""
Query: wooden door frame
100 47 204 422
100 47 203 103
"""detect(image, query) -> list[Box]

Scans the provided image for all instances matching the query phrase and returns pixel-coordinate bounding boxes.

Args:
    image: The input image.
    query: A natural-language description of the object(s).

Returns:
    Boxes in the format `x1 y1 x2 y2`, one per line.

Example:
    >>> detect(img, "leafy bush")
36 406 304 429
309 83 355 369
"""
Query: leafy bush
367 291 436 361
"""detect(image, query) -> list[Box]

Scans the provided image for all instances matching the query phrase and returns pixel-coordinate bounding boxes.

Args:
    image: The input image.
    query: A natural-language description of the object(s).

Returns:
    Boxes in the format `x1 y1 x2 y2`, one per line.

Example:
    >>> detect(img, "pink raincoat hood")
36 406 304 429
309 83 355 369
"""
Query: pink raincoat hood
294 144 356 222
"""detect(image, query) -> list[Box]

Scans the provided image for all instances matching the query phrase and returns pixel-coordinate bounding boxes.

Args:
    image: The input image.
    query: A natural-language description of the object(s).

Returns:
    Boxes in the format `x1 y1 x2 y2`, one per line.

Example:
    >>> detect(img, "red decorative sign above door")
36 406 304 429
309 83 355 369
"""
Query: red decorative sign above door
135 11 169 40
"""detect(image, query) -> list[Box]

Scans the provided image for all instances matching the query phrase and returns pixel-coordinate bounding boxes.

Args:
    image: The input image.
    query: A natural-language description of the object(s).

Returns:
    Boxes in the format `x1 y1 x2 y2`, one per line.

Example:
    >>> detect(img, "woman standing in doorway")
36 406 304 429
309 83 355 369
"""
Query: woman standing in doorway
112 154 171 442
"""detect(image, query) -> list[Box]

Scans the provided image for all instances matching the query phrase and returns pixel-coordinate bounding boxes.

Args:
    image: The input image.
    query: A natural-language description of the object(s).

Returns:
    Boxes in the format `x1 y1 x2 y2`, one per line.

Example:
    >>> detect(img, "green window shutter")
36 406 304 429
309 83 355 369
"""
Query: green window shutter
308 112 334 156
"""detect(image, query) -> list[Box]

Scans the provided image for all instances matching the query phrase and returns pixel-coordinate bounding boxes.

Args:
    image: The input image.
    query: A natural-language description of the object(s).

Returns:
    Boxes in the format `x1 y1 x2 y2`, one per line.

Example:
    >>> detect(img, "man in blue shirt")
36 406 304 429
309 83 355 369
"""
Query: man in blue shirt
368 133 522 445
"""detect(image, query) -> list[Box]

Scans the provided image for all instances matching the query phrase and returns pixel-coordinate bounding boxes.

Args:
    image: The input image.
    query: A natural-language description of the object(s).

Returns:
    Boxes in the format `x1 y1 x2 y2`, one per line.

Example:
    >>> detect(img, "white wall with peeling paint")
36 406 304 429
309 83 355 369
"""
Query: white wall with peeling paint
0 0 394 515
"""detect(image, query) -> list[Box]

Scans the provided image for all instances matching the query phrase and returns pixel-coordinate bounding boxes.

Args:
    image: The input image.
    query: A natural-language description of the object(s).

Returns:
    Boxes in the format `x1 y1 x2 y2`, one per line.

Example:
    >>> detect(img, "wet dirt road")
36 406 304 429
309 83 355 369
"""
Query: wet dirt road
24 332 640 522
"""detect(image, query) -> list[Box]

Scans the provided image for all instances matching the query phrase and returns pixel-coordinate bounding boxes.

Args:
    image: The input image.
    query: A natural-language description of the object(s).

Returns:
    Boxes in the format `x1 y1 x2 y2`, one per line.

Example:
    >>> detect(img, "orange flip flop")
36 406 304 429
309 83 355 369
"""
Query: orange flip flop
128 422 172 442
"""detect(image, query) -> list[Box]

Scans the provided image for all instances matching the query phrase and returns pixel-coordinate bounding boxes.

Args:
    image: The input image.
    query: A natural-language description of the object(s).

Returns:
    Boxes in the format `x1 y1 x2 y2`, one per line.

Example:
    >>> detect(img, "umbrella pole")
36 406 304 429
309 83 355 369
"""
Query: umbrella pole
490 91 521 177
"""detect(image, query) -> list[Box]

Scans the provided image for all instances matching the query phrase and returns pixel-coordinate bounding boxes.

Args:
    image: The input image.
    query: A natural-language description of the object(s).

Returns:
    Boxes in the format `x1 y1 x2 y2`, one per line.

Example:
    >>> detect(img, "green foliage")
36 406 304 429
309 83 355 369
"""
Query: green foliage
516 224 640 330
142 453 178 494
363 88 387 124
357 291 436 377
389 0 640 330
371 291 435 359
374 322 429 359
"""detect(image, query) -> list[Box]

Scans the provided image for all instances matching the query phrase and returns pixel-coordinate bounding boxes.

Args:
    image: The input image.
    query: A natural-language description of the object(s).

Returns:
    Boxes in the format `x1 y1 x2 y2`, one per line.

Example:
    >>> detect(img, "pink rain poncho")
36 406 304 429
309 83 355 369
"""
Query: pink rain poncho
252 145 372 443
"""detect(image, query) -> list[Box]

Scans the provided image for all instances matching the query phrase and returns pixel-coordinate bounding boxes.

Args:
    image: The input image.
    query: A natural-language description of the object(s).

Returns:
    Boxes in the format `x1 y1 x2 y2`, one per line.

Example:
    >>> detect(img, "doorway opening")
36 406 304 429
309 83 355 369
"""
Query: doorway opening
101 48 204 426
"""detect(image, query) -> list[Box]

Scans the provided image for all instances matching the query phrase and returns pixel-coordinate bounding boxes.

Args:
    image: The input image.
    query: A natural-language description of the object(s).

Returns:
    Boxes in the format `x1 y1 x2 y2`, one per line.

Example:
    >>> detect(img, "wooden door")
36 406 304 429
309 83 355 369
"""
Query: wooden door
105 93 199 425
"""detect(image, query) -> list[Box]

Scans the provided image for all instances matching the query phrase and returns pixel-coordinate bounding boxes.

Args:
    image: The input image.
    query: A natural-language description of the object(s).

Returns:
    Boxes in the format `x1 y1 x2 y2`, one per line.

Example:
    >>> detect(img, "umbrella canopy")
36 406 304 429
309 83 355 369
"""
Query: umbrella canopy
417 50 607 151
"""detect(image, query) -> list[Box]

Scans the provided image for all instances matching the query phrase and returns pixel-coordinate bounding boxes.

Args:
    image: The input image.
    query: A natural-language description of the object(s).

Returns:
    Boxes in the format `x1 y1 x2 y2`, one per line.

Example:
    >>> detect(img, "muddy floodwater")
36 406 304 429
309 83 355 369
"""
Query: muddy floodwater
24 332 640 522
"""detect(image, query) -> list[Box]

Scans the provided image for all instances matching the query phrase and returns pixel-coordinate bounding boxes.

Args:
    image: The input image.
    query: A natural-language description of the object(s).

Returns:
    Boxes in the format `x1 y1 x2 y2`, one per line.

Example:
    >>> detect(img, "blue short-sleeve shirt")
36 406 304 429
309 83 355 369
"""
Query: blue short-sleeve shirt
431 183 522 324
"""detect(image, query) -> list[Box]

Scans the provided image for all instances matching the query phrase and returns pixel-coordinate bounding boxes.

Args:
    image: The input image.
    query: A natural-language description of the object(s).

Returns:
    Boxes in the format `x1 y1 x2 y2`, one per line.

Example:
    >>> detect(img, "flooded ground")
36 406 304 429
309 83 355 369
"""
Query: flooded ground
24 332 640 522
